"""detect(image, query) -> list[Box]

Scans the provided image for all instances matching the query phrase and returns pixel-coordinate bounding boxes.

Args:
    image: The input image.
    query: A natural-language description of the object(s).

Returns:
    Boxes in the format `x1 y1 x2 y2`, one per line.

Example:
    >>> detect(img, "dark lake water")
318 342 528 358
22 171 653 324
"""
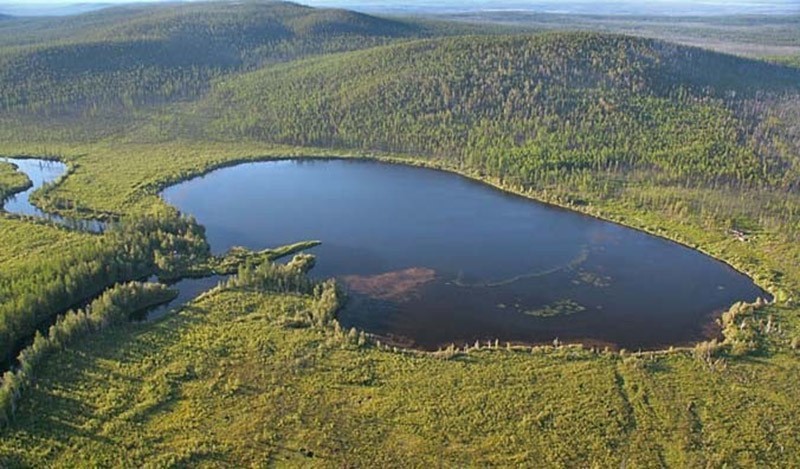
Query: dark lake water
162 159 766 350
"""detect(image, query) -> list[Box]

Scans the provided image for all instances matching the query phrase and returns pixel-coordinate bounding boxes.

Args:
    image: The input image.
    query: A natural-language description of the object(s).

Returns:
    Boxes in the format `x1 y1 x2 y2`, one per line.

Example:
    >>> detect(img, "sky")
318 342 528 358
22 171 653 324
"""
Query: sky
0 0 798 16
301 0 800 15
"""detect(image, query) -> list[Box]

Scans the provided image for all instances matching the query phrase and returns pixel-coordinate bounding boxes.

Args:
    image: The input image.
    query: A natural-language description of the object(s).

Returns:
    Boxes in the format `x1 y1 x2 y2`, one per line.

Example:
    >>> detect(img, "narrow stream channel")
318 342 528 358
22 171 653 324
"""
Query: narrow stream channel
1 157 228 371
0 158 106 232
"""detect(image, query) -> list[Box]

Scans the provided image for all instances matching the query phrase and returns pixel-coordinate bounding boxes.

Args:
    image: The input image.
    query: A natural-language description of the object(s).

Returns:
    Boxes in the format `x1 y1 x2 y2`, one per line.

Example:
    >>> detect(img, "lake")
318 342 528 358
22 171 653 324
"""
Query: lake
162 159 767 350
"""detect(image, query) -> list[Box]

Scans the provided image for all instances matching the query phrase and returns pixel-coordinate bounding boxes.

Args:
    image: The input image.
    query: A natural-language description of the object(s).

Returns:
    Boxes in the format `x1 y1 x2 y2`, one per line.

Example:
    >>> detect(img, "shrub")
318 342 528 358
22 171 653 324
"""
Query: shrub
694 339 723 363
433 344 459 360
719 300 768 356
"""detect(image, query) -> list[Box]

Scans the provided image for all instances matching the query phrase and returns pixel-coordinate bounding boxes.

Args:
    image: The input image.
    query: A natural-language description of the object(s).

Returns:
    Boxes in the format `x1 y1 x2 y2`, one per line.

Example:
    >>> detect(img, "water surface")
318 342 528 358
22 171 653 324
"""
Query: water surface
162 159 766 350
0 157 228 323
1 157 104 231
142 275 229 321
0 158 226 371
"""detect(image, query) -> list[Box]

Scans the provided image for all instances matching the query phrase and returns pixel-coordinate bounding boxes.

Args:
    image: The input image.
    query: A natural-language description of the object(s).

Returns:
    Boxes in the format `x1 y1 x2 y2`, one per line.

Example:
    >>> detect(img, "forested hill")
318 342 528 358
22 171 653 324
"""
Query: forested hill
0 1 428 115
201 33 800 189
0 4 797 191
73 2 420 48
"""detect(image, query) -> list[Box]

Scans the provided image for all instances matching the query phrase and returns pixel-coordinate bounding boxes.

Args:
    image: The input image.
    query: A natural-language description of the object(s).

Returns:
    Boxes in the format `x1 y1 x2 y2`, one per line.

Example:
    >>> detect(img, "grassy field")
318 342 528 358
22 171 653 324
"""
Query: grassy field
0 161 29 201
0 217 95 270
0 139 797 465
0 283 798 466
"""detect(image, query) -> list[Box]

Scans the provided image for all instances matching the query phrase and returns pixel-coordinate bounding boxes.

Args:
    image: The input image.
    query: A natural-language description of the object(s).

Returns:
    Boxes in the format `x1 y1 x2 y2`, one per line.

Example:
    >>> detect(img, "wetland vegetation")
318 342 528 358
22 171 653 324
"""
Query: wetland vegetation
0 162 29 202
0 1 799 465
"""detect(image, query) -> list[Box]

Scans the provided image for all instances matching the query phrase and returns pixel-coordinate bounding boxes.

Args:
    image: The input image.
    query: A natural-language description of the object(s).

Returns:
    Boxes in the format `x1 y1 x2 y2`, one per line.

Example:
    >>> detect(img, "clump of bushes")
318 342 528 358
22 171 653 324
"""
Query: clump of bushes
690 297 778 366
693 339 729 371
230 254 347 338
432 344 460 360
330 322 367 348
694 339 723 362
719 298 771 356
310 280 341 327
0 282 175 427
227 254 316 294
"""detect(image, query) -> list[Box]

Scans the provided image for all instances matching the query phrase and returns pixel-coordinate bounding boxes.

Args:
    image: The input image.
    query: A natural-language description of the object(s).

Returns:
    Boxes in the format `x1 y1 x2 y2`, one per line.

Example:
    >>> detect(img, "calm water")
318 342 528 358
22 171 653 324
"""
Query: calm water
1 157 104 232
141 275 230 322
0 157 229 322
0 157 232 371
161 159 767 350
0 159 227 365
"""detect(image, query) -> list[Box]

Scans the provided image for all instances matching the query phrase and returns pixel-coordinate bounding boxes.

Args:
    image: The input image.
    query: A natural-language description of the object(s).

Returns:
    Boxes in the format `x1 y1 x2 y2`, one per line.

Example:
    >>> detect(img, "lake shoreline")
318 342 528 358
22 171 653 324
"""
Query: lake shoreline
149 151 777 303
161 156 766 350
1 149 777 353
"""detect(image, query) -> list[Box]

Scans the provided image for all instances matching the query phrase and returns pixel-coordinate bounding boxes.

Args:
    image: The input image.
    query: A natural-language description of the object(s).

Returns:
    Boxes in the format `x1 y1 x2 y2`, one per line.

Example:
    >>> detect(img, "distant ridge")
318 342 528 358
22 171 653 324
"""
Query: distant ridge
0 3 115 17
0 1 426 114
0 2 796 191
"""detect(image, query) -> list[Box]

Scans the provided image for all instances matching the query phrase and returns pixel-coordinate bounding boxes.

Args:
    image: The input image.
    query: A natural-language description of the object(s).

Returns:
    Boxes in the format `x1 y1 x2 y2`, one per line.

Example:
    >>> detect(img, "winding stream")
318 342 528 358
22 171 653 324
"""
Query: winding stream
0 157 226 324
0 158 105 232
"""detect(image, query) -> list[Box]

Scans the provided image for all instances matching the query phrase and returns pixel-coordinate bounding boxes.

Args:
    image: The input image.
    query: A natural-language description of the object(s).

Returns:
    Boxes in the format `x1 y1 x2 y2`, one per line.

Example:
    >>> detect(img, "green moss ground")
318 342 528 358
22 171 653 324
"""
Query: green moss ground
0 161 30 201
1 286 798 466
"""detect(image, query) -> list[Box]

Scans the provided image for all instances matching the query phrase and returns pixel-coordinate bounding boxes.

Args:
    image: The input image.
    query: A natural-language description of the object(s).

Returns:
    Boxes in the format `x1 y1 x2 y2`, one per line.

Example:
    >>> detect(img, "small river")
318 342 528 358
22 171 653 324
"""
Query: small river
162 159 768 351
0 158 105 232
0 157 225 324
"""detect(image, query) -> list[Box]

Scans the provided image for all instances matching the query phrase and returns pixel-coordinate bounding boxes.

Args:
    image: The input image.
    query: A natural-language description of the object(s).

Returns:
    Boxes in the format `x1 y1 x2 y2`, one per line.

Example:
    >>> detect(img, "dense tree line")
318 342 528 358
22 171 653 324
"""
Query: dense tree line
0 212 208 366
0 281 175 427
205 34 799 191
0 248 341 427
0 251 343 427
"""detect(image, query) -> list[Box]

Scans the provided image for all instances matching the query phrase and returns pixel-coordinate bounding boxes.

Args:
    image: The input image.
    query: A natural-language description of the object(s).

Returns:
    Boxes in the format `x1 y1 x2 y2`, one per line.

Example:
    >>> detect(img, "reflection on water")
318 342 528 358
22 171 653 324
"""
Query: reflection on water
1 157 105 232
162 159 768 350
140 275 230 321
1 158 224 355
